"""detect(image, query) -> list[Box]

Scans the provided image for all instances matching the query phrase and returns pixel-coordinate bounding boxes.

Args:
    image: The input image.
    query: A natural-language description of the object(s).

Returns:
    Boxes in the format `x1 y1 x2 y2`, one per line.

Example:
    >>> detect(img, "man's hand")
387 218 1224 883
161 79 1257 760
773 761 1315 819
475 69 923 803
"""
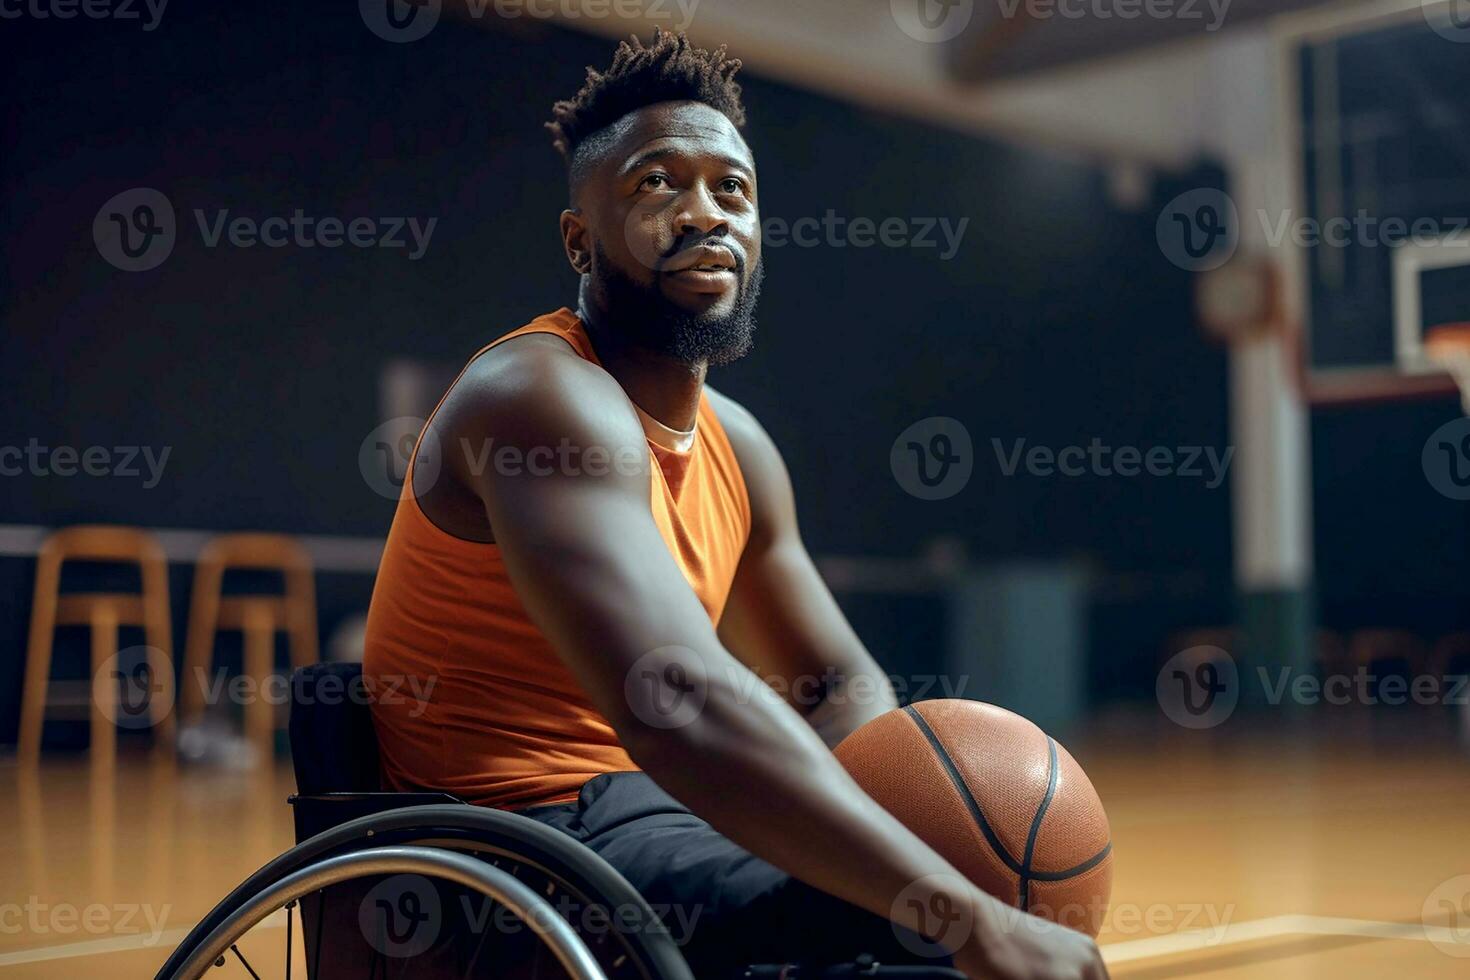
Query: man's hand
954 892 1110 980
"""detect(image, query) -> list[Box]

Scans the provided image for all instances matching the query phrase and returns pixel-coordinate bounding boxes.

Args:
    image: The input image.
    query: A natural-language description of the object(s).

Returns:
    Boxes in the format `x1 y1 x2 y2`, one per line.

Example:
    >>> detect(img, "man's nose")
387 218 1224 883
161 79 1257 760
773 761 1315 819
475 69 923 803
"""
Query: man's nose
674 182 729 238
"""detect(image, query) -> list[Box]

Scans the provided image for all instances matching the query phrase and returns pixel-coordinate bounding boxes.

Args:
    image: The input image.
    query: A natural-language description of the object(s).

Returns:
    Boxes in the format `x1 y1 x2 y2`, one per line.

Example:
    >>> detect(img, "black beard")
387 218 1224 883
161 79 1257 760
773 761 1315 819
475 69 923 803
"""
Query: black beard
589 242 763 366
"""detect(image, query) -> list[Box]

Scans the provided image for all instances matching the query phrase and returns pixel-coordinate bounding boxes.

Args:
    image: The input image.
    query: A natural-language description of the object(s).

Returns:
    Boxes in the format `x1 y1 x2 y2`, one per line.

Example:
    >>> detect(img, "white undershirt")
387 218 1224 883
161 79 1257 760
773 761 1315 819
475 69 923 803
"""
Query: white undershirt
632 402 697 453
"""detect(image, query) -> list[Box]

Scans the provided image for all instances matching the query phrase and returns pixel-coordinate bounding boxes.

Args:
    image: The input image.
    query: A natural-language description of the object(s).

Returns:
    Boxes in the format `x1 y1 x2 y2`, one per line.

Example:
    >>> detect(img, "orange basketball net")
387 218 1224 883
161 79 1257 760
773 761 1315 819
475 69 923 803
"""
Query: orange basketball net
1424 323 1470 416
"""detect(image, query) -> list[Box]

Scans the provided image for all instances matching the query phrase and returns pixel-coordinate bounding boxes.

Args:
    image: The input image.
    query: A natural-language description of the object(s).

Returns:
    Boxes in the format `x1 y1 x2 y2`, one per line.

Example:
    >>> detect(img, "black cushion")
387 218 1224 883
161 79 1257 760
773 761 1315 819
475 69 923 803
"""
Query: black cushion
289 662 381 794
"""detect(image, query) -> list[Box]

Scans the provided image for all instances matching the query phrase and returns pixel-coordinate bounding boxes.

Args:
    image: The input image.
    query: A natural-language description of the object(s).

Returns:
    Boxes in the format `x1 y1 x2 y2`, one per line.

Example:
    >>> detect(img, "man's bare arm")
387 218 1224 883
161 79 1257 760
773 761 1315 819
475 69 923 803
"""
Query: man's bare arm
435 338 1106 980
709 388 898 747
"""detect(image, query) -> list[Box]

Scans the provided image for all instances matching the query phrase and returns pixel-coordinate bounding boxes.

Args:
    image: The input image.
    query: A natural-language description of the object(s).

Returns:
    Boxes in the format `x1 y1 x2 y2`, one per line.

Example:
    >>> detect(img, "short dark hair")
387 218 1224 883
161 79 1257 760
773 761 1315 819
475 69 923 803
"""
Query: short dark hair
547 28 746 179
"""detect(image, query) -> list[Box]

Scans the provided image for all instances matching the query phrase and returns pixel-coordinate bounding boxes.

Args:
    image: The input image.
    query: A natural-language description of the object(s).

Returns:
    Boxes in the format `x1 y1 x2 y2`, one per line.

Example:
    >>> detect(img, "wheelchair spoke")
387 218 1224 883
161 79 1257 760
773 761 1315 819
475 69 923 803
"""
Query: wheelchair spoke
228 943 262 980
311 892 325 979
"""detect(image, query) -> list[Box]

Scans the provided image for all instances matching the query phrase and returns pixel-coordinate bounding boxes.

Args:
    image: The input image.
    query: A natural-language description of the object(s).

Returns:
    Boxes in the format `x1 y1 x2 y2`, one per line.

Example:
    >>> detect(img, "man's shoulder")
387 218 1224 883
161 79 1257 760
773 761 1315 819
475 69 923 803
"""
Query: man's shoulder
704 386 786 488
470 329 597 389
442 332 644 459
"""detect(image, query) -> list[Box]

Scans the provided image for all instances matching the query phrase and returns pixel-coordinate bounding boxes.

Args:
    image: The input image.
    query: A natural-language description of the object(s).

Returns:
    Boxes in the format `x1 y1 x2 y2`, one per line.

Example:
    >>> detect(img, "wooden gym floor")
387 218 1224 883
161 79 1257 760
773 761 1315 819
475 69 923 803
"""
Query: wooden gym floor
2 706 1468 978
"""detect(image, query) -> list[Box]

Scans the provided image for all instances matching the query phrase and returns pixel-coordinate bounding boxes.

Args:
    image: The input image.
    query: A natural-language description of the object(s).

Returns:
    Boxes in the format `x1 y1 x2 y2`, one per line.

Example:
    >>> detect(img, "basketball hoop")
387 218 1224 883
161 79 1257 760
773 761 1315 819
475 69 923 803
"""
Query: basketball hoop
1424 323 1470 416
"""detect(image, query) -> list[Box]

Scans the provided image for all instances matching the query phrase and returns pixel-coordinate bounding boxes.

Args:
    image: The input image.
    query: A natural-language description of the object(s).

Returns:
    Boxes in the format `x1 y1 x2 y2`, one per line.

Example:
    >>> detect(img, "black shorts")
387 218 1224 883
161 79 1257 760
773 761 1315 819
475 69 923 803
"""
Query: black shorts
521 771 954 977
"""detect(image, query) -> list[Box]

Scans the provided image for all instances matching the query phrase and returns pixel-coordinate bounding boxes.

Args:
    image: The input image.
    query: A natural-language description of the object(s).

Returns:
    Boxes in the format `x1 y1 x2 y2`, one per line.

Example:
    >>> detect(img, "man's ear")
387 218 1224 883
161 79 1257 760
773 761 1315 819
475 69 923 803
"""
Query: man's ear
560 208 591 275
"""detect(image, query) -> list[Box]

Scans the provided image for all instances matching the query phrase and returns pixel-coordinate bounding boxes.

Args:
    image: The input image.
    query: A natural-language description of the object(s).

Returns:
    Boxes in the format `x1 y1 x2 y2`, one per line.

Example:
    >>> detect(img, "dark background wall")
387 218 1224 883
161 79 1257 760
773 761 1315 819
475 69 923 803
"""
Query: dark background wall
2 5 1464 741
1300 22 1470 639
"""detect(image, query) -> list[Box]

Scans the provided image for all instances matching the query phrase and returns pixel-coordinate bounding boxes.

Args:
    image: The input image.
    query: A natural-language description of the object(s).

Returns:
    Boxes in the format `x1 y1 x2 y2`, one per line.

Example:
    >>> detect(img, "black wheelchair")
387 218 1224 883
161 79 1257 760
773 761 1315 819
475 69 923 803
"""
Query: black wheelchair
155 663 965 980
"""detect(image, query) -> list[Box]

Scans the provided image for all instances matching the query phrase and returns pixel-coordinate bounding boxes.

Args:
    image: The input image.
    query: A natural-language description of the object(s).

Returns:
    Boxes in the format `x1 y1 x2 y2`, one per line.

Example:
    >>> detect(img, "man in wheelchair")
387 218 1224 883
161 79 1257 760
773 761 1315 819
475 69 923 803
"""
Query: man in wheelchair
354 28 1106 980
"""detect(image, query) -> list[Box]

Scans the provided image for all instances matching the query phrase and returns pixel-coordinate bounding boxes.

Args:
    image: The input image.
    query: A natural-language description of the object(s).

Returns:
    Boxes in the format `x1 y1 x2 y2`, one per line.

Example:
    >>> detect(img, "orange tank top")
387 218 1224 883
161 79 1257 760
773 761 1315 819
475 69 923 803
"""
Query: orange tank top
363 308 751 810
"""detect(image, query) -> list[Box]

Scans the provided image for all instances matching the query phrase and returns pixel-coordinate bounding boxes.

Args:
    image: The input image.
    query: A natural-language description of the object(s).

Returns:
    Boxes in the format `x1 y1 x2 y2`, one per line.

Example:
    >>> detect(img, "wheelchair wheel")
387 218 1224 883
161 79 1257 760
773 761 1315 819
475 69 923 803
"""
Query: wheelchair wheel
155 805 695 980
167 845 604 980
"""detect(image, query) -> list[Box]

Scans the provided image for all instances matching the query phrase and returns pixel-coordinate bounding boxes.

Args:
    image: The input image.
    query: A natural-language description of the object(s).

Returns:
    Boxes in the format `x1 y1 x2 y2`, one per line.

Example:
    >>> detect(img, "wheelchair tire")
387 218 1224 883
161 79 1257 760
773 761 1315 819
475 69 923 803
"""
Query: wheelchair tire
168 845 606 980
154 804 695 980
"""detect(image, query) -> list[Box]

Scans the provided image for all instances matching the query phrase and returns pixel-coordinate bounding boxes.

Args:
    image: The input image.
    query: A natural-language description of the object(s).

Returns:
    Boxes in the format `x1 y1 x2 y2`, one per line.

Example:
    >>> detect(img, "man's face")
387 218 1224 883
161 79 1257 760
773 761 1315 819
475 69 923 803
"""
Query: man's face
562 100 763 364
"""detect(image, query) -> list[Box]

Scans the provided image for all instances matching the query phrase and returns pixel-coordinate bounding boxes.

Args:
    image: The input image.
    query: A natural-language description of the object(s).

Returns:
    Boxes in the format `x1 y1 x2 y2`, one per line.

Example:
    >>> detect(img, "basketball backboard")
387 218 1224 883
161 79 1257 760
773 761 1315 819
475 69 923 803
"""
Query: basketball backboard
1278 0 1470 406
1395 230 1470 375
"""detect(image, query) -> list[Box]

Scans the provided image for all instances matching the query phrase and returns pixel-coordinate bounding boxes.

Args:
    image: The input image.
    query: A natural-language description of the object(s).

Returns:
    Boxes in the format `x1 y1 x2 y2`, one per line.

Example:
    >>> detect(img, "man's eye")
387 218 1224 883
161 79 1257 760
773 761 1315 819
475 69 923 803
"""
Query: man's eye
719 178 745 194
639 173 671 191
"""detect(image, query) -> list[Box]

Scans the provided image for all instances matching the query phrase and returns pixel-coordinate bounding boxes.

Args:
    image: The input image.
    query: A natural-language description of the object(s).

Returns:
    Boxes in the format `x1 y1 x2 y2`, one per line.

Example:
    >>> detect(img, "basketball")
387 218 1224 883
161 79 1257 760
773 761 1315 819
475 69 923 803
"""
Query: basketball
835 700 1113 937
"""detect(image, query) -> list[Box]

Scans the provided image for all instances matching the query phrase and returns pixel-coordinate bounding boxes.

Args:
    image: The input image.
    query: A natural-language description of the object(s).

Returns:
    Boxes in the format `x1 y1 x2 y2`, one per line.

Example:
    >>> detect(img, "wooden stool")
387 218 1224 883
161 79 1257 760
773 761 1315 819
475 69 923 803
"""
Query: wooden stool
18 526 176 769
180 533 319 755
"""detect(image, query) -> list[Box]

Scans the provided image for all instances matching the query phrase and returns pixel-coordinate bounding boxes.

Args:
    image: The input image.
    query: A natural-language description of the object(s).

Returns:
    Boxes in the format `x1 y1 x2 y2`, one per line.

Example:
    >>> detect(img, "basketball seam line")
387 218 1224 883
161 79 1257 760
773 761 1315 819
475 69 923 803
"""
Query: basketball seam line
901 707 1113 889
901 705 1025 877
1017 737 1060 910
1028 842 1113 882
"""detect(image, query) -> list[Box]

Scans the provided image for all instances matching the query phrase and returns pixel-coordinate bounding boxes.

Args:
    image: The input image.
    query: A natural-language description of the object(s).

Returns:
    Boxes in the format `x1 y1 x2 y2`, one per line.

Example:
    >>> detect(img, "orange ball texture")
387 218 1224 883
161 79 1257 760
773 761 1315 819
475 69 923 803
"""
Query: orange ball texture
835 700 1113 937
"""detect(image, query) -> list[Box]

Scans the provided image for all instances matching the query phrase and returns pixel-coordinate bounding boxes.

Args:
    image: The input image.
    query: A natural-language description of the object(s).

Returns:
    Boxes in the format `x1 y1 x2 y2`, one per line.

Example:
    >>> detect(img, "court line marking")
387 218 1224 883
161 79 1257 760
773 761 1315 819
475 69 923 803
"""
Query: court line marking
1101 913 1464 964
0 909 285 967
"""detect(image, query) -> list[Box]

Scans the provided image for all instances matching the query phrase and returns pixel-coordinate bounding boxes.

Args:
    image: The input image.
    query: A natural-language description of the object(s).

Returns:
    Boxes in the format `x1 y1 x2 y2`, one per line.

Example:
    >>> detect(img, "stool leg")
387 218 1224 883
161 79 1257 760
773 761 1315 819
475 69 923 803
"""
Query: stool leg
89 604 120 779
141 551 176 752
18 763 48 894
243 604 274 762
181 560 223 729
18 551 62 766
146 644 178 760
89 739 116 902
